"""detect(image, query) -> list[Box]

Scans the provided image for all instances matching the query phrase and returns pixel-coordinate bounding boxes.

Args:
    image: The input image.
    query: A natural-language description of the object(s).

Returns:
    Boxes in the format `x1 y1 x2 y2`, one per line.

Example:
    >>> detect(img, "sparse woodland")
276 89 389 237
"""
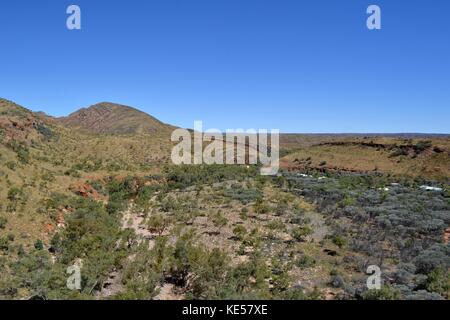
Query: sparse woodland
0 98 449 300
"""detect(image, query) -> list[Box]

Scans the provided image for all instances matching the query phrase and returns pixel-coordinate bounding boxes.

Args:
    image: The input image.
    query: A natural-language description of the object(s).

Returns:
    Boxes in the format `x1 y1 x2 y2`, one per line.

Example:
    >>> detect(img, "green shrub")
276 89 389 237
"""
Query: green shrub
147 214 170 236
34 239 44 250
232 225 247 240
212 211 227 228
0 237 10 252
291 226 313 242
135 185 158 209
275 201 288 216
9 142 30 164
340 195 356 207
7 187 25 211
35 123 55 140
222 187 262 204
0 217 7 229
414 140 432 153
16 148 30 164
6 161 16 170
240 207 248 220
425 267 450 298
64 167 81 178
362 286 401 300
165 164 258 189
266 219 286 231
390 147 408 157
253 199 270 214
296 255 316 268
332 235 347 248
7 187 23 201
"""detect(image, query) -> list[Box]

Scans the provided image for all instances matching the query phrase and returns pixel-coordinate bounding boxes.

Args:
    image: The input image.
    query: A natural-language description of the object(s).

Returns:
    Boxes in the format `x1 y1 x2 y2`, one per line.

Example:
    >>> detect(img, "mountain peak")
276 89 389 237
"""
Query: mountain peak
58 102 174 135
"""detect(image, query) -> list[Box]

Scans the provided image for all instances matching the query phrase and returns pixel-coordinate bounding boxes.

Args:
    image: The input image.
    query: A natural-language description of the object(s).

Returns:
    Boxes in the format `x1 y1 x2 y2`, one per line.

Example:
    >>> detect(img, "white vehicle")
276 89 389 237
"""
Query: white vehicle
420 185 443 192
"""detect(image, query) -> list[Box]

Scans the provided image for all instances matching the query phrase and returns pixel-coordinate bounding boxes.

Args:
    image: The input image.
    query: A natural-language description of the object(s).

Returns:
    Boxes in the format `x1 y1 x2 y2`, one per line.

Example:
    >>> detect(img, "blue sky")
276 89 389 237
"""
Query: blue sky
0 0 449 133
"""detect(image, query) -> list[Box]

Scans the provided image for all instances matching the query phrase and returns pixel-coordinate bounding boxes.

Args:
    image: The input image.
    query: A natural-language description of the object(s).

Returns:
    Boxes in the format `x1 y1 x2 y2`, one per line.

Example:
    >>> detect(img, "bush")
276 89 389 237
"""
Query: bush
266 220 286 231
17 149 30 164
6 161 16 170
295 255 316 268
135 185 158 209
414 140 432 153
291 226 313 242
330 275 345 288
275 201 289 216
390 147 408 157
232 225 247 240
34 239 44 250
332 235 347 248
9 141 30 164
7 187 23 201
414 244 450 274
35 123 55 140
0 237 10 252
222 187 261 204
340 195 356 207
212 211 227 228
7 187 25 211
405 290 444 300
424 267 450 298
165 164 258 189
253 199 270 214
147 214 170 236
0 217 7 229
362 286 401 300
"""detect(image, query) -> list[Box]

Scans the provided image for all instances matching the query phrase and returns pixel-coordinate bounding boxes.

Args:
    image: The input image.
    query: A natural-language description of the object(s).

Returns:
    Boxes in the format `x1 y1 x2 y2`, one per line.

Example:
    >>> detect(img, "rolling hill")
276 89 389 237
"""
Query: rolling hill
280 136 450 181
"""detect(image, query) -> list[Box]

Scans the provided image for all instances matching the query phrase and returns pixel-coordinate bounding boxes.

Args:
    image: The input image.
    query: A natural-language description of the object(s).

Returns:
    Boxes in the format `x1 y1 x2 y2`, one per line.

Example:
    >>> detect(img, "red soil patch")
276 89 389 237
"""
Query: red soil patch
70 182 102 200
444 228 450 244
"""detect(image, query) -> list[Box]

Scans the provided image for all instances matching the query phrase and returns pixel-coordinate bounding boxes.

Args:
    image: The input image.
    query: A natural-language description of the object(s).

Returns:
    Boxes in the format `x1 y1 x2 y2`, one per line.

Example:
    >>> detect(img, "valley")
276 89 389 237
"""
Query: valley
0 98 448 300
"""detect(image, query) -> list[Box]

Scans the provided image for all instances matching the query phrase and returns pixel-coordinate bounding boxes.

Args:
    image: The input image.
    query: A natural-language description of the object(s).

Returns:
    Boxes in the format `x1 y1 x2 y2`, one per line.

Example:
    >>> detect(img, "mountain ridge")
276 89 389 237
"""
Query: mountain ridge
57 102 175 135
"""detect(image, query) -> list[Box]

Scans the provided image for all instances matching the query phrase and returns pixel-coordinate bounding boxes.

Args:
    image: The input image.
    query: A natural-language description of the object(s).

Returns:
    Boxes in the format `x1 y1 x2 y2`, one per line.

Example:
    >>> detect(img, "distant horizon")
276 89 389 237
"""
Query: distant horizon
2 96 449 136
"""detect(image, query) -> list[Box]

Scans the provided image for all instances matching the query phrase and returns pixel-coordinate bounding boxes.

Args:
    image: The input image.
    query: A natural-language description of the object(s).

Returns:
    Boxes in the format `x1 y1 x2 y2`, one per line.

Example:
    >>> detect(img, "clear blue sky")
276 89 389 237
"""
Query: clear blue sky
0 0 449 133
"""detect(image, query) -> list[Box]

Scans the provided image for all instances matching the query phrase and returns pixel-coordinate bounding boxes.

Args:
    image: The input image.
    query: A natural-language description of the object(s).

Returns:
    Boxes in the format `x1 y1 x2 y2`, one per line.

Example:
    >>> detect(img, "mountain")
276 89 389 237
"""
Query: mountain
57 102 175 135
1 97 449 301
0 98 173 257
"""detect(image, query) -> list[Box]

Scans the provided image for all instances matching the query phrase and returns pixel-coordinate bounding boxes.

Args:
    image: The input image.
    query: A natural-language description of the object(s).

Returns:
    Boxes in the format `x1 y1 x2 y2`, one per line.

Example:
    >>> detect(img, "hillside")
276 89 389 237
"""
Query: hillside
57 102 175 135
280 136 450 181
0 98 172 252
